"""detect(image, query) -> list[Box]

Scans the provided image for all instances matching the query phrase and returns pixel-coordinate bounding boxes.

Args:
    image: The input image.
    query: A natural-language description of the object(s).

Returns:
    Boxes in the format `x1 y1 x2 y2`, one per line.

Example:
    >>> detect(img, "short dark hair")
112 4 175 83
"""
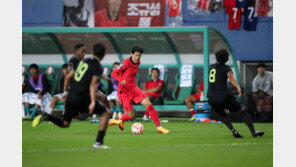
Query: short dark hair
29 63 39 70
257 63 266 68
74 44 85 51
93 43 106 58
113 62 120 66
131 44 144 54
151 68 160 75
62 63 68 69
215 49 229 64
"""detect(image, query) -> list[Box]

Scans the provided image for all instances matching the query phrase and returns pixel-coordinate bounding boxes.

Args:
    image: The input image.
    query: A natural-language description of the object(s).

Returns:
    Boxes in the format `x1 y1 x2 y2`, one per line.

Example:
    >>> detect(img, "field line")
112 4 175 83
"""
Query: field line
23 142 272 153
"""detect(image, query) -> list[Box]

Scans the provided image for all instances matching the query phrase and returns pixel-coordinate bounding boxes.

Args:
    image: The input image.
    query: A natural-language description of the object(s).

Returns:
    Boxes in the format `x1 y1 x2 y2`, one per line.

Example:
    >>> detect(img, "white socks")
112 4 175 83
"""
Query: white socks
118 112 122 118
93 114 97 120
112 113 117 120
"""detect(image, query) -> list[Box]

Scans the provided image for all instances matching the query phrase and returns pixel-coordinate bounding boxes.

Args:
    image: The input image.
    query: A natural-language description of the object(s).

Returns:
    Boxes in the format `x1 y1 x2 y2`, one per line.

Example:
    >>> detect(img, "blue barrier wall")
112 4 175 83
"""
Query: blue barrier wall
22 0 272 61
179 0 273 61
22 0 63 27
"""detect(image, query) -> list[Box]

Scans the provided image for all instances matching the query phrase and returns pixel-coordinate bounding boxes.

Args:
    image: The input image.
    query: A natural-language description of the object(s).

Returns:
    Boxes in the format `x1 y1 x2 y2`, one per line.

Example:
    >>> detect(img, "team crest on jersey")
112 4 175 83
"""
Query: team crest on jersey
118 64 124 69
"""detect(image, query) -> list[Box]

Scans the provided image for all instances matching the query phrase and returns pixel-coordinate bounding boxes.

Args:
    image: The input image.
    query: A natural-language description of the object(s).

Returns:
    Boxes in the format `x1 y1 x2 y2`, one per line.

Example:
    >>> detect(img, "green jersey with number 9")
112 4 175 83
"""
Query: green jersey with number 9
207 63 232 97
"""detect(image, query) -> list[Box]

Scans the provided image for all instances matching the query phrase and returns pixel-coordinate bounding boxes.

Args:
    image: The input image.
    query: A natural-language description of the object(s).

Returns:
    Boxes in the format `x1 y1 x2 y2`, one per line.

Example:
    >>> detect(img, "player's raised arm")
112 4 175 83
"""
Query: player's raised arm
227 72 242 96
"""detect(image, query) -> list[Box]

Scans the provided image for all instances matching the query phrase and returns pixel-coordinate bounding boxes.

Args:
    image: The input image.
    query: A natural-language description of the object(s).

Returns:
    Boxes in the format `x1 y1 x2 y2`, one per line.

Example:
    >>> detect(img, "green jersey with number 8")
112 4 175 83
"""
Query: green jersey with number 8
207 63 232 97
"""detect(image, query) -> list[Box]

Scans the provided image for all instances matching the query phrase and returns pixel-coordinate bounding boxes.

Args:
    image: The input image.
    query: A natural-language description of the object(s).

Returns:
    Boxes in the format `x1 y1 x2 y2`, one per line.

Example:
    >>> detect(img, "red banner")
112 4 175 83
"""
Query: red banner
94 0 165 27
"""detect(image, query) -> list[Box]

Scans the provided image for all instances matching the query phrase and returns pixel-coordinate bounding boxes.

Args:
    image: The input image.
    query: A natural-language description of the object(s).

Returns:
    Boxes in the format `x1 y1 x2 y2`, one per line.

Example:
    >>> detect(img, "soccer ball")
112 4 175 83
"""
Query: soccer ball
131 123 144 135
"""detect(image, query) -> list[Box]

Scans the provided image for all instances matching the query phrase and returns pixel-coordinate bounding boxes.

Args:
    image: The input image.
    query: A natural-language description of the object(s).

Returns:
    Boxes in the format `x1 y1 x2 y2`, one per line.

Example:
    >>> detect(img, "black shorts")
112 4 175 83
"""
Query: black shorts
208 94 242 117
63 97 107 122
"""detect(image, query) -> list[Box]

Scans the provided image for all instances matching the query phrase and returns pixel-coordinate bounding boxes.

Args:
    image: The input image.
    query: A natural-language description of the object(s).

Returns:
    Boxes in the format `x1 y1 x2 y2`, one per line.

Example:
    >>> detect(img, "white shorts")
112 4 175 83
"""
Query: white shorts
22 92 52 114
22 93 27 103
53 93 63 99
107 91 119 101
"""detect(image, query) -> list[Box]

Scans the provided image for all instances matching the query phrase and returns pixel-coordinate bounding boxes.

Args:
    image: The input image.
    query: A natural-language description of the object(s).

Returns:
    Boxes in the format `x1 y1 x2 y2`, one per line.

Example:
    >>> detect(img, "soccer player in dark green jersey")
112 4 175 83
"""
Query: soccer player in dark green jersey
207 49 264 138
33 43 112 149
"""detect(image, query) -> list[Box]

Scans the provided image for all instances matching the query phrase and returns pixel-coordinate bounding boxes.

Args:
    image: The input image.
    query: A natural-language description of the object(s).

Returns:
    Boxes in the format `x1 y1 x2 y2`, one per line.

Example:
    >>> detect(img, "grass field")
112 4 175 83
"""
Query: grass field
22 118 273 167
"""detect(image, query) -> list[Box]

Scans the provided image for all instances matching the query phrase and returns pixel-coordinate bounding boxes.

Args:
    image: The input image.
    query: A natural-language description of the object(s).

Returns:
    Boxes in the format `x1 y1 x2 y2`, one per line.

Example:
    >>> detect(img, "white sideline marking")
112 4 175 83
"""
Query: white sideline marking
23 142 272 153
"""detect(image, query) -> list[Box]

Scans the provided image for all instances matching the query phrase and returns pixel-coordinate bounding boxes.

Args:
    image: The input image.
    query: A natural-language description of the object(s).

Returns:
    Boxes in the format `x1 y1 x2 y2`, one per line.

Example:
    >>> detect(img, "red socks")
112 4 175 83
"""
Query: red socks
189 109 195 116
147 104 161 127
144 110 149 116
120 113 132 122
121 104 161 127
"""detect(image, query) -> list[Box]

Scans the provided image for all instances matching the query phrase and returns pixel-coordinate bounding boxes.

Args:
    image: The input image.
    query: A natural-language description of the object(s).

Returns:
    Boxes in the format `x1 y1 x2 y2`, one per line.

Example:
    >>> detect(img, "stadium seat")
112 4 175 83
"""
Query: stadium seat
99 67 110 94
46 66 59 95
146 73 168 105
164 65 196 105
136 73 140 87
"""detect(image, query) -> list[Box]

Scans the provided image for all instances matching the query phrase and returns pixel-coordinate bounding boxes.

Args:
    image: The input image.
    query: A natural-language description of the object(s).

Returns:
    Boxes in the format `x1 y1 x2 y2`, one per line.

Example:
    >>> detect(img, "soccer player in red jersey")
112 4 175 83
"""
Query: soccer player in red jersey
142 68 164 121
109 45 170 134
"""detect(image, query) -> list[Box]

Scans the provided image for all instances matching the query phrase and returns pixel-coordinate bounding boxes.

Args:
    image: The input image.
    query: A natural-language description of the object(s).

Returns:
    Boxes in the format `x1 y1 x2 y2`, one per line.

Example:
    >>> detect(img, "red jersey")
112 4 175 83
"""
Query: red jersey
94 9 127 27
226 7 243 30
167 0 181 17
224 0 236 7
111 57 140 94
198 81 204 93
144 79 164 97
198 0 210 10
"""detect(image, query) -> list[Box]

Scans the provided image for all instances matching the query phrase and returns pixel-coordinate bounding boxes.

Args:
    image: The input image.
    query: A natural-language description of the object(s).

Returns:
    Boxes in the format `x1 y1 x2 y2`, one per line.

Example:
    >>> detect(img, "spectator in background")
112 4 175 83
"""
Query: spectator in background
94 0 127 27
185 81 204 122
107 62 124 120
48 64 68 115
23 64 52 120
142 68 165 121
252 63 273 96
252 63 273 122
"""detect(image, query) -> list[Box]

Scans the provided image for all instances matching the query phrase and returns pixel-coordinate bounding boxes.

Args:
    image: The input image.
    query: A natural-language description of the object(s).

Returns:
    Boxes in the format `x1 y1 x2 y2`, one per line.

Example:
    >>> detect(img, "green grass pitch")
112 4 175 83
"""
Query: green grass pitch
22 118 272 167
